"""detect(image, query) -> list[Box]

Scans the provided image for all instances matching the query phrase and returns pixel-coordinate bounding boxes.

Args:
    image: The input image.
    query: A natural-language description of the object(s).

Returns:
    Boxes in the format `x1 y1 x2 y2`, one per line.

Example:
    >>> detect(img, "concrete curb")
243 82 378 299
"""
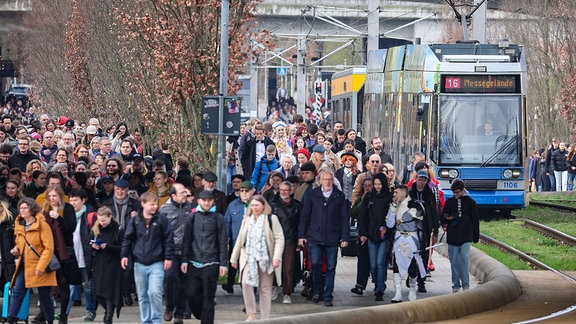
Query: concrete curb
255 247 521 323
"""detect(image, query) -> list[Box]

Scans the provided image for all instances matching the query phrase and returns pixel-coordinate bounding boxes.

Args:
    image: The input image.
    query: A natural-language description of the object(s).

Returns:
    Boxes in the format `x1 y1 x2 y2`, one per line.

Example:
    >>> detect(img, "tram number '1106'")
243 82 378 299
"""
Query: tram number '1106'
445 77 461 89
499 181 520 189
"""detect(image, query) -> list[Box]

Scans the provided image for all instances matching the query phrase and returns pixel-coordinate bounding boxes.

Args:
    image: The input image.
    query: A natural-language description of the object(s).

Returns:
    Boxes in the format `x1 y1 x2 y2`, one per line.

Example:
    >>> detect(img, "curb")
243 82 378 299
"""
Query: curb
253 247 521 323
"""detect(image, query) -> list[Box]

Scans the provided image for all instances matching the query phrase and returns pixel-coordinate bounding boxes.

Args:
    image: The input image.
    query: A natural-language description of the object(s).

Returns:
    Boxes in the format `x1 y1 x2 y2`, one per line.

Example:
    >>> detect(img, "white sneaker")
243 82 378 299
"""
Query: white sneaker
282 295 291 304
271 286 279 301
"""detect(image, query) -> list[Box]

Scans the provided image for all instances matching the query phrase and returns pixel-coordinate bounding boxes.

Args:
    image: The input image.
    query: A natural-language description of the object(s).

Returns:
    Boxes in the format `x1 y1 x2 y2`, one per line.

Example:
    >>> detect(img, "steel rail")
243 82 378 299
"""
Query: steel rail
479 233 576 284
529 200 576 213
522 219 576 247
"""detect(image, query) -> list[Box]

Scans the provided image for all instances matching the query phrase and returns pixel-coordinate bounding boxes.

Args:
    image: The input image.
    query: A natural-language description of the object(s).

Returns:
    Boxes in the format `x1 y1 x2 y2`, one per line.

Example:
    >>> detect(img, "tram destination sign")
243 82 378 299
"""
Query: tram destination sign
441 75 519 93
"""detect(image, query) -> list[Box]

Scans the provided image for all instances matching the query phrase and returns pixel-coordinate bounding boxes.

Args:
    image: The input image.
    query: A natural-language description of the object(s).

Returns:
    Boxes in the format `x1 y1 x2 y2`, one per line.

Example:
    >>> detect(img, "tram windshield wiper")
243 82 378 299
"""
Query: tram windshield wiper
480 134 520 167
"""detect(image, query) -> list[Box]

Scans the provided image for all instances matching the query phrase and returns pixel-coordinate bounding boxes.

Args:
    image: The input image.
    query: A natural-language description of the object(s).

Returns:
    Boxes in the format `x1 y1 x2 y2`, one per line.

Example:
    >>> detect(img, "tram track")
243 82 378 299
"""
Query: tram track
529 200 576 212
479 233 576 284
521 218 576 247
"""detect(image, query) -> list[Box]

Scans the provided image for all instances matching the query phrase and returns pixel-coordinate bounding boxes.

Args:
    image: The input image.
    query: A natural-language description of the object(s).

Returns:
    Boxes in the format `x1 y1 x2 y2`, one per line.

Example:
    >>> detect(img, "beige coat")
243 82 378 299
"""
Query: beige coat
230 214 285 285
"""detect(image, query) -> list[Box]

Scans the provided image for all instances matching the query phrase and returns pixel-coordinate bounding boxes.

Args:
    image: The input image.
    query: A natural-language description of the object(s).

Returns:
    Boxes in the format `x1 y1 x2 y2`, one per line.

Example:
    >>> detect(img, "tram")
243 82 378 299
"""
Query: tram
362 42 528 211
330 67 366 133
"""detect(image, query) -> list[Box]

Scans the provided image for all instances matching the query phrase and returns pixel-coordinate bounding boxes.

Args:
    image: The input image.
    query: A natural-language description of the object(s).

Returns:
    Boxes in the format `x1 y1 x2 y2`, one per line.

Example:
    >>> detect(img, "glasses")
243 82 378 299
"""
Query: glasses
186 194 193 197
370 160 380 163
239 189 252 193
453 189 462 194
321 178 334 181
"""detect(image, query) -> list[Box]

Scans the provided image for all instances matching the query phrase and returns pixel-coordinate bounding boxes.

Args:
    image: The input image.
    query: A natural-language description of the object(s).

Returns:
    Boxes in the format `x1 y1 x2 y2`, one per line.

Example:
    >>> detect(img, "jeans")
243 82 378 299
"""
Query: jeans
164 255 187 316
309 243 338 301
186 264 219 324
134 262 165 324
9 267 54 322
67 268 96 315
568 173 576 191
367 239 389 294
448 242 471 290
548 173 556 191
554 170 568 191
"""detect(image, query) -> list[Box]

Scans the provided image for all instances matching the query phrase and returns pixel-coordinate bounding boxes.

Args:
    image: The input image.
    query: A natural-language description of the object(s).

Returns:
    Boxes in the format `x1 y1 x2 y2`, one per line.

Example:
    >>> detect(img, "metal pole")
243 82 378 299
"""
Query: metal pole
217 0 230 191
297 37 306 116
367 0 379 54
472 0 487 43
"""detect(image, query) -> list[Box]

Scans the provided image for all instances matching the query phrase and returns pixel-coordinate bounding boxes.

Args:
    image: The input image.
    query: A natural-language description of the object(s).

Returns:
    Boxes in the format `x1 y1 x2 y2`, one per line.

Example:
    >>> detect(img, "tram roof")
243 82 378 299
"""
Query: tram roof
428 43 523 63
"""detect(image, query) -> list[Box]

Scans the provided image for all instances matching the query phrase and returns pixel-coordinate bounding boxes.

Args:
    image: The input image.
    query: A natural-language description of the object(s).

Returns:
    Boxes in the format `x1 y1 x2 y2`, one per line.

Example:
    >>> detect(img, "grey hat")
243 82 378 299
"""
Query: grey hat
198 190 214 200
312 144 326 154
115 178 129 188
416 169 429 179
203 171 217 182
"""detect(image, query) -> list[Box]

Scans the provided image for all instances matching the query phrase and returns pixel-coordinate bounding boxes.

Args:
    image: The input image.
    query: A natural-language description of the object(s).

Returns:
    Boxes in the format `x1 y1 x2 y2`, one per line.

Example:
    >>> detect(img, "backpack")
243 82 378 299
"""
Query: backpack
86 211 98 228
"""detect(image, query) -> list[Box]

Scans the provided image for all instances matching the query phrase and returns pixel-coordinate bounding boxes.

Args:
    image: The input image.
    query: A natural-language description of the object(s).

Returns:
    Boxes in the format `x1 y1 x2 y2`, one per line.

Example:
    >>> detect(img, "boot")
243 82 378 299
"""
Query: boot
58 314 68 324
391 273 403 303
408 277 417 301
7 316 18 324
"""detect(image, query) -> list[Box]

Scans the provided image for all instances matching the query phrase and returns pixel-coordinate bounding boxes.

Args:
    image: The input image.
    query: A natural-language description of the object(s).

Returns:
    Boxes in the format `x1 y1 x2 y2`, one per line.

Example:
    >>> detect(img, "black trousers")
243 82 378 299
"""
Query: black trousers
185 264 219 324
355 239 371 289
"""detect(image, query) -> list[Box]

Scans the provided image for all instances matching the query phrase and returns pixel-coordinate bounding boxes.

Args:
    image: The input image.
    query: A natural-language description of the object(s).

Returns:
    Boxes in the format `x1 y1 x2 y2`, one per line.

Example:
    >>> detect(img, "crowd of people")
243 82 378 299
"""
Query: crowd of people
0 100 481 324
529 138 576 192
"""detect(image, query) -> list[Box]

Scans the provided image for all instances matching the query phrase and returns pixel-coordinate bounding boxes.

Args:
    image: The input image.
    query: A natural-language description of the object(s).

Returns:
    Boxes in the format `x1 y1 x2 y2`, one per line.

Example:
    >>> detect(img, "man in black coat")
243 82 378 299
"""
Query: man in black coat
408 170 439 293
8 137 40 171
239 124 275 179
269 181 302 304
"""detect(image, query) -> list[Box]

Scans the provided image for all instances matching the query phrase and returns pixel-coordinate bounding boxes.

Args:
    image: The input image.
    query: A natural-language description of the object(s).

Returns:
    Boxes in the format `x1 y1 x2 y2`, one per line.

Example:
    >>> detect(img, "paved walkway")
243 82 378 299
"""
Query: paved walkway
58 250 476 323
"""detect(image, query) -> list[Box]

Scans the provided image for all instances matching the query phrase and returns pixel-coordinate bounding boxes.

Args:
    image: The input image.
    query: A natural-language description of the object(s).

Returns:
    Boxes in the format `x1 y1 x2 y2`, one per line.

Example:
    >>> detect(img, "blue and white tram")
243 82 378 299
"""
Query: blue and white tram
363 42 527 211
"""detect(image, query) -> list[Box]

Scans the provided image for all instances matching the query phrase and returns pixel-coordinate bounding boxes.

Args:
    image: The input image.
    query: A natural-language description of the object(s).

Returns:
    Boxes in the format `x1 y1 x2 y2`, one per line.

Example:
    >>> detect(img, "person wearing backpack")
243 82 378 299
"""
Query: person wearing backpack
159 183 192 324
121 192 174 324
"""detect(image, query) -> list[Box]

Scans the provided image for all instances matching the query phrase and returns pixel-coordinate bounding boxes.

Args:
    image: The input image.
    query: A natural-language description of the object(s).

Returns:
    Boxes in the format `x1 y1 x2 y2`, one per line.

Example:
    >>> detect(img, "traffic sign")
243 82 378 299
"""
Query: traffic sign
277 67 287 76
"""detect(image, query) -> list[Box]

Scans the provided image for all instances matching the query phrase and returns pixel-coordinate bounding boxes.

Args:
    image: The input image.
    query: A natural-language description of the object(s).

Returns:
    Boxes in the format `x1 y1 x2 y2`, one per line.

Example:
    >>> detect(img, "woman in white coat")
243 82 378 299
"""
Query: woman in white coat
230 195 284 321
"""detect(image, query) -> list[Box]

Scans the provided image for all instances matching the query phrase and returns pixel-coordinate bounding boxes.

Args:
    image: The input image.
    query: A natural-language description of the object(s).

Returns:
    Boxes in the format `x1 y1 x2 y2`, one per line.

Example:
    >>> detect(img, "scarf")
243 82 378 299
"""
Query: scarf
245 214 269 287
114 196 129 228
44 210 71 260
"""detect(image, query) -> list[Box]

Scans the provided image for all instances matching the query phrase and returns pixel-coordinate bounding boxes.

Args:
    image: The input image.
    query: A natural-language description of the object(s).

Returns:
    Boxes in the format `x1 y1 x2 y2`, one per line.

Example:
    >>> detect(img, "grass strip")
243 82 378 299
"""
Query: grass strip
480 220 576 271
512 206 576 237
473 243 532 270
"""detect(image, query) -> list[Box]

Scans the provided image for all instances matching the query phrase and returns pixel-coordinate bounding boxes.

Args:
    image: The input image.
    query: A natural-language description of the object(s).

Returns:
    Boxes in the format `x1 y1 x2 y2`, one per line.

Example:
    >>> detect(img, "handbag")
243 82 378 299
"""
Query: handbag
23 236 61 273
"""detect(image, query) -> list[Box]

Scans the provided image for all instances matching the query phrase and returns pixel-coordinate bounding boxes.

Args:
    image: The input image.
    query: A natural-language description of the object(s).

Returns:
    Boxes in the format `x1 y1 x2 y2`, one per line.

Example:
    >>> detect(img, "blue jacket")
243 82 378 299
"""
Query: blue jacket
298 186 351 246
251 156 278 192
225 197 247 246
121 211 174 266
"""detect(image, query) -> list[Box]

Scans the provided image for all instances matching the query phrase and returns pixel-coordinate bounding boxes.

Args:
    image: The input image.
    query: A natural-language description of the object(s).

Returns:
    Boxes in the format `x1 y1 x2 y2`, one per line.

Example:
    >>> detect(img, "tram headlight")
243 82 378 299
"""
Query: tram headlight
439 169 459 179
503 169 513 179
511 169 522 178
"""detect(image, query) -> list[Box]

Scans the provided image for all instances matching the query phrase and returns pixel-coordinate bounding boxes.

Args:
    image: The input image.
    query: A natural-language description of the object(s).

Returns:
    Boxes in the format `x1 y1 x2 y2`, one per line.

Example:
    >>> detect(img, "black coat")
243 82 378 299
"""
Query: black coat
409 183 440 244
240 135 275 178
0 219 16 281
270 194 302 244
91 220 124 307
358 189 393 242
103 196 141 229
181 208 227 266
442 194 480 246
551 149 569 172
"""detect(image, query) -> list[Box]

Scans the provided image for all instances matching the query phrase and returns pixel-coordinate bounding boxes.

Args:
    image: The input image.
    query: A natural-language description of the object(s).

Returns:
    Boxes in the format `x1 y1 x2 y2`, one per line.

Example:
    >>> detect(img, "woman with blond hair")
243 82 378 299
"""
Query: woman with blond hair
230 195 284 321
90 206 124 324
8 198 57 324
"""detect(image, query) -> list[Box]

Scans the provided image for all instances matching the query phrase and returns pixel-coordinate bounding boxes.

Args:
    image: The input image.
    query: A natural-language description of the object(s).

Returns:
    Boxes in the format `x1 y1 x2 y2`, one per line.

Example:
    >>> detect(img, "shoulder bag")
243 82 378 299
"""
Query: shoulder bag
23 235 61 273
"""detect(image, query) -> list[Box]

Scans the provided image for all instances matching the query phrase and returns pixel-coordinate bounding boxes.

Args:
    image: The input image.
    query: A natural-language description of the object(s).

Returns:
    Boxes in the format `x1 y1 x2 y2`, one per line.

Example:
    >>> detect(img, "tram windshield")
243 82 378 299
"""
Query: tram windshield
438 95 522 166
